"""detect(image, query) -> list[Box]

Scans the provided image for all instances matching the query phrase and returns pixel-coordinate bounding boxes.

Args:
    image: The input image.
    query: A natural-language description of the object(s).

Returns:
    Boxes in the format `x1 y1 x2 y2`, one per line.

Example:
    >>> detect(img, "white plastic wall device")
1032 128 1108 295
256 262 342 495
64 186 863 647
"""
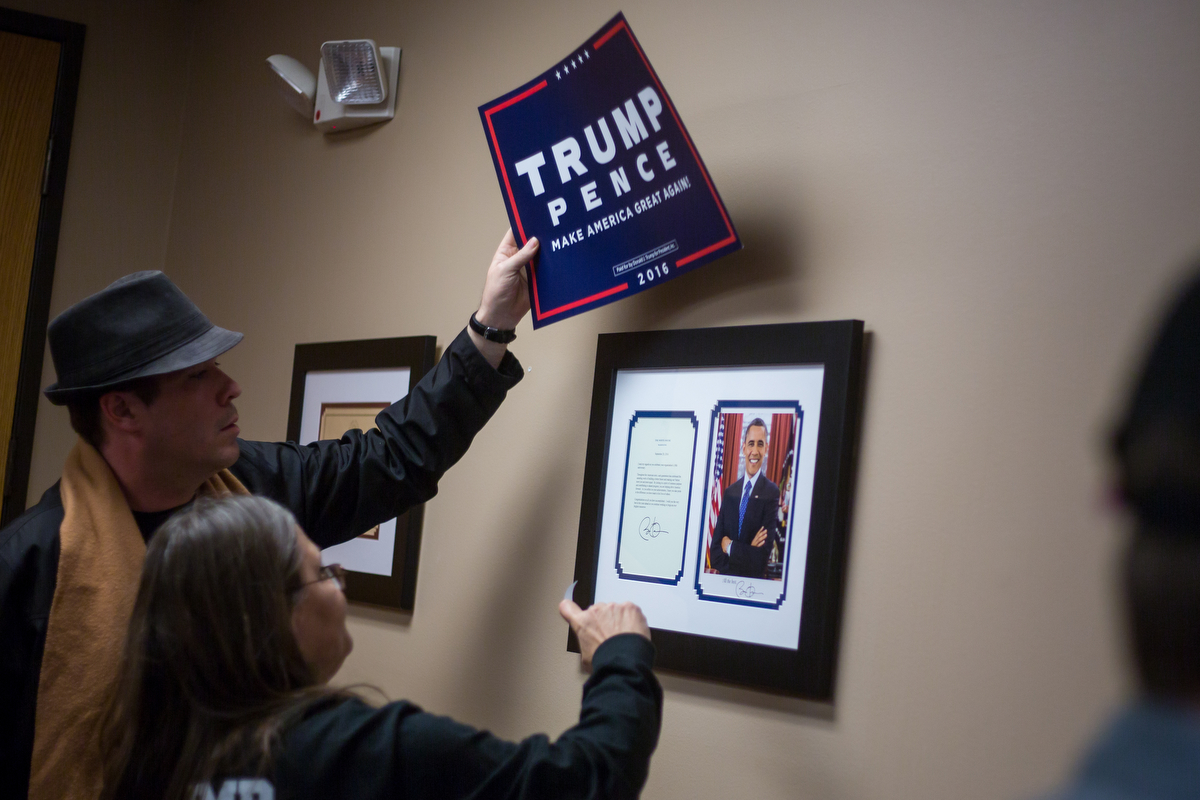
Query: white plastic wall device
313 46 402 133
266 54 317 118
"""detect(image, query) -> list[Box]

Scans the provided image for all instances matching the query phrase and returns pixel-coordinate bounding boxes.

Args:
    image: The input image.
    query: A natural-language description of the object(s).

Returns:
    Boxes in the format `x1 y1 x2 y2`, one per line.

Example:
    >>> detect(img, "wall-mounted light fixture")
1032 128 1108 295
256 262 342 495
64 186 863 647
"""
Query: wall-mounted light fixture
267 40 401 133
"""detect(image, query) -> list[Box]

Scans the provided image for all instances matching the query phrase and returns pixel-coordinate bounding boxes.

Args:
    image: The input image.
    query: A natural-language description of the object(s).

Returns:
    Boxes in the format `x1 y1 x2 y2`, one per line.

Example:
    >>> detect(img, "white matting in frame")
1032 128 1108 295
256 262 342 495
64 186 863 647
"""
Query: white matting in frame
298 368 410 576
592 364 825 650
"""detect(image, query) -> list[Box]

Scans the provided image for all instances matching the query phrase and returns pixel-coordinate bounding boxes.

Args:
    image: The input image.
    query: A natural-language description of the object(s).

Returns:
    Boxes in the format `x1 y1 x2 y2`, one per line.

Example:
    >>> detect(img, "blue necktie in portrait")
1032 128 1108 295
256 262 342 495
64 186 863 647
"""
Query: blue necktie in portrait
738 480 752 536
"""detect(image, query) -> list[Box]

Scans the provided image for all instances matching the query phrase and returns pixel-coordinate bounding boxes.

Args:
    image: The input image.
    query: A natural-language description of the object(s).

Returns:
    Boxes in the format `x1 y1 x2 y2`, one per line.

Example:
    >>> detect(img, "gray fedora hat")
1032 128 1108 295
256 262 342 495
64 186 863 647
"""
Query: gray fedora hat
43 271 243 405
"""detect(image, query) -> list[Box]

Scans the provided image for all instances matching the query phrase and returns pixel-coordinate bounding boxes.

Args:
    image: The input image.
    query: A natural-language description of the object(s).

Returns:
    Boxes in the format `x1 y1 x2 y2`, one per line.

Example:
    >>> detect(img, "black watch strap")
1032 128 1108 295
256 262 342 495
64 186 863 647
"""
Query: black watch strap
469 312 517 344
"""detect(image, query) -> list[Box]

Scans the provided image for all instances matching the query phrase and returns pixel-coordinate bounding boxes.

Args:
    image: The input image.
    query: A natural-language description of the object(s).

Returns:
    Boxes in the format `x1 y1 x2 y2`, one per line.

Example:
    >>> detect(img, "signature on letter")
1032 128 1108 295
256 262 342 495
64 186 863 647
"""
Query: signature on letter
734 581 760 599
639 517 669 541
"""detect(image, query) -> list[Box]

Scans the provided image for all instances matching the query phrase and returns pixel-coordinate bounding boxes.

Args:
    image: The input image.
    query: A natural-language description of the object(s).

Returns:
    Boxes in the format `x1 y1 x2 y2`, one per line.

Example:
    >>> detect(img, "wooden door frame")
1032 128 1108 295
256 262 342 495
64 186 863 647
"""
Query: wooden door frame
0 7 85 527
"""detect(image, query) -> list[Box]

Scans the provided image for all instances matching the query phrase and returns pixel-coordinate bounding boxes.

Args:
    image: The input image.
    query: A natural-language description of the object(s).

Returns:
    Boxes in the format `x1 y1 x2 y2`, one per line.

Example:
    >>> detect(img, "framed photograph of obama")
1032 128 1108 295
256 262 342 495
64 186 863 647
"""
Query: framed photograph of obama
286 335 437 612
570 320 865 699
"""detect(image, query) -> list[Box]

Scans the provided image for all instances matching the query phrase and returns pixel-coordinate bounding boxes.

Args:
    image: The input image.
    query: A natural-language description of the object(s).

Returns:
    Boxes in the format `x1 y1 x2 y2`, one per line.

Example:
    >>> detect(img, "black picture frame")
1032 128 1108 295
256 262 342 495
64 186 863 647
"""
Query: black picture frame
571 320 865 699
286 335 437 612
0 8 86 527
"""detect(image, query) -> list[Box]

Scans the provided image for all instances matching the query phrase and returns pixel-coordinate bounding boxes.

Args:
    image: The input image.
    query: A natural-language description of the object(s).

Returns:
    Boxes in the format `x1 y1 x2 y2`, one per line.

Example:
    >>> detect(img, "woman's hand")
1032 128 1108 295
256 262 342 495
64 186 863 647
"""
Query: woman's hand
559 600 650 669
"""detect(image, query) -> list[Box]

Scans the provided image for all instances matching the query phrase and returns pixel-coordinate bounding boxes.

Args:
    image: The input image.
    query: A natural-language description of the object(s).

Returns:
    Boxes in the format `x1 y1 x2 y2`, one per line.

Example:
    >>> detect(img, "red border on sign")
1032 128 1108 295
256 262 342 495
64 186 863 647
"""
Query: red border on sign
484 79 547 245
482 17 736 322
592 20 626 49
594 19 737 265
540 281 629 318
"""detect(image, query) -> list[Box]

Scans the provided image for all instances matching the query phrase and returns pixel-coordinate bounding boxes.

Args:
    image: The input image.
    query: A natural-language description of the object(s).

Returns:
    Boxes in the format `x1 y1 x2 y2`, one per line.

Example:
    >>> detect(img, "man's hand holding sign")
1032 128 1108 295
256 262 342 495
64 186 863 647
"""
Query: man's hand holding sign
469 230 539 368
480 12 741 327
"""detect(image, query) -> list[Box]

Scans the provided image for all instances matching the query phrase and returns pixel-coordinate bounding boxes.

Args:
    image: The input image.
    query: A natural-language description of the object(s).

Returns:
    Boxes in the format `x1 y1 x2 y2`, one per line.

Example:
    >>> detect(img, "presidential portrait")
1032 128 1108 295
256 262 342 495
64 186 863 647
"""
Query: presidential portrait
703 410 798 581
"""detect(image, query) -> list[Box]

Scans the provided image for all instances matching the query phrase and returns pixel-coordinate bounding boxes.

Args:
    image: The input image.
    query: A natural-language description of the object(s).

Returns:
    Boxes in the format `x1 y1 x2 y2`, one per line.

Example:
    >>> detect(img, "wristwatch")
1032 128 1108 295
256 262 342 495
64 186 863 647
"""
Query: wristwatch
469 312 517 344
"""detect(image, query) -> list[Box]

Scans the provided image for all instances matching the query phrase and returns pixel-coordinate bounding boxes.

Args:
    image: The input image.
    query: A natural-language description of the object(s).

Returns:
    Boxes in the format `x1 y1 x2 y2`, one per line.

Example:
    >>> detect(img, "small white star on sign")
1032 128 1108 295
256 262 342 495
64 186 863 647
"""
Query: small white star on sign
572 58 578 68
555 70 561 79
564 62 570 73
584 50 590 59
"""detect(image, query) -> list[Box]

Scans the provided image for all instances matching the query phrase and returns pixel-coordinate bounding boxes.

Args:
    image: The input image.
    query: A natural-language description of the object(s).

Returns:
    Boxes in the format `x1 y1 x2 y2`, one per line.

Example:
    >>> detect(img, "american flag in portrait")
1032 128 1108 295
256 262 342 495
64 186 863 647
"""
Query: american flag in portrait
705 413 726 571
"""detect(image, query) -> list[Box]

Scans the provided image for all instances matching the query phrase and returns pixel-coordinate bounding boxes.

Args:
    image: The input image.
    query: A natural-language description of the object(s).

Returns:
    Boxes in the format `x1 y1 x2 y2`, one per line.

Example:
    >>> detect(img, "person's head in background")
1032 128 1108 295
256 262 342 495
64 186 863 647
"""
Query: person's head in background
1113 264 1200 705
101 495 352 800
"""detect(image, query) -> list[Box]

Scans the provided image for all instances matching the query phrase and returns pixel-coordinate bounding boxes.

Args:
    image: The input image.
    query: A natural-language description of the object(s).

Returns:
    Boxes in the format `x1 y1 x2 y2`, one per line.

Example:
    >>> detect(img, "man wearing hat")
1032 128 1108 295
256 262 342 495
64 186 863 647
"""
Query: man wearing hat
0 231 539 800
1042 263 1200 799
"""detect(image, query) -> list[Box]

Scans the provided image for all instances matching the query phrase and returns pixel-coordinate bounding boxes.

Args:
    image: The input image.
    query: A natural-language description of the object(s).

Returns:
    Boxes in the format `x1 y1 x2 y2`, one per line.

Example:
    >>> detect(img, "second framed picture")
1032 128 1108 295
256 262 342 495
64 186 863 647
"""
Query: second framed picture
286 335 437 612
571 320 865 698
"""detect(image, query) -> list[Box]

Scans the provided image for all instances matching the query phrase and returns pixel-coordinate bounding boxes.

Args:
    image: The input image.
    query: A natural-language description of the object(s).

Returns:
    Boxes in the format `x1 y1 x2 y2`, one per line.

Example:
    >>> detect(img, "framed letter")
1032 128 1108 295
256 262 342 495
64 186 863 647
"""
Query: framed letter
572 321 865 698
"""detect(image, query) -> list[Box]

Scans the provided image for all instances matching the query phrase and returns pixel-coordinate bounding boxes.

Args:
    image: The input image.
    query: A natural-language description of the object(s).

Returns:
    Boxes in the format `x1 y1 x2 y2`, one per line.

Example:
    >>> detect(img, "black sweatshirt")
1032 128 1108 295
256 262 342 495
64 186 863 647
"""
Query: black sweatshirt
195 635 662 800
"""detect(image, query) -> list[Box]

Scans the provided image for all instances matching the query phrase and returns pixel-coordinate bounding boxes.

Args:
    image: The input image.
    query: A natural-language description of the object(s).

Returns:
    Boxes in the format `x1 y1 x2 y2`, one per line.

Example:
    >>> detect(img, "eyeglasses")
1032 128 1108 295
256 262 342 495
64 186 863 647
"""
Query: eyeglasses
297 563 346 592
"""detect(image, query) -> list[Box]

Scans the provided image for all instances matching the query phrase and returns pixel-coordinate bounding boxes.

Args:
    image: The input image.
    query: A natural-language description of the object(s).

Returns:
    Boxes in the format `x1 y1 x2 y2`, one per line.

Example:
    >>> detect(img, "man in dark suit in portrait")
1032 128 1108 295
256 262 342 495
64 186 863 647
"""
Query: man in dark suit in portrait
708 418 781 579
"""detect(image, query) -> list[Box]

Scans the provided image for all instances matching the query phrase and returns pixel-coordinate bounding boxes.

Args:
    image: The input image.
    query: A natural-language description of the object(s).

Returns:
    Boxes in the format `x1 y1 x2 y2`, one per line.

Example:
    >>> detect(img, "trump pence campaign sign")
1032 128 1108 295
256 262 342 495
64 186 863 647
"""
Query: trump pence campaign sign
480 13 741 327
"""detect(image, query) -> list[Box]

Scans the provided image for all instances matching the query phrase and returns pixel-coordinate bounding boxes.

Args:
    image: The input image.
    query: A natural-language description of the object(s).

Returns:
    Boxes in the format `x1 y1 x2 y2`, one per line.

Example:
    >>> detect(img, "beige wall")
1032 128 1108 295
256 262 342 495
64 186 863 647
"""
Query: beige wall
24 0 1200 798
15 0 196 506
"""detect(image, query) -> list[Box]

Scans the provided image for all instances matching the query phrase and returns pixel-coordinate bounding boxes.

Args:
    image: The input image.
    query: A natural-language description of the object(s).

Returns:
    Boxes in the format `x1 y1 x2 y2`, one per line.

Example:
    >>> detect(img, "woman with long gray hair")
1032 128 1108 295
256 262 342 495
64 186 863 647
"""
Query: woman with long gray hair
100 495 661 800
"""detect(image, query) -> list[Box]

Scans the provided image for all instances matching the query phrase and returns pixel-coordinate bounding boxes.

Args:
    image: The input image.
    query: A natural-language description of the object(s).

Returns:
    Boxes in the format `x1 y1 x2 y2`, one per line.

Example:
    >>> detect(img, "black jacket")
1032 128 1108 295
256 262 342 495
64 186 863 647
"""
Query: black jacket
195 635 661 800
0 329 521 800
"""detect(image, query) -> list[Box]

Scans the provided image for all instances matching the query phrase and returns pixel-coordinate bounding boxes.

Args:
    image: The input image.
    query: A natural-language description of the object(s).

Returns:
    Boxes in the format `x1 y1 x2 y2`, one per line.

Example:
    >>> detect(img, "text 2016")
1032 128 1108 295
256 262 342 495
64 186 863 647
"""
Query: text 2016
636 262 670 286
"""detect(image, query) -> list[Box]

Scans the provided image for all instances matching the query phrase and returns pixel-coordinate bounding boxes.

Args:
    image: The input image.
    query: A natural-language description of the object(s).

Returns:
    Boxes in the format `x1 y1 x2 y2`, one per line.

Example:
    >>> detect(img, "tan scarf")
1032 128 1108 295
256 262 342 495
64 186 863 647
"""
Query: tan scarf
29 439 248 800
